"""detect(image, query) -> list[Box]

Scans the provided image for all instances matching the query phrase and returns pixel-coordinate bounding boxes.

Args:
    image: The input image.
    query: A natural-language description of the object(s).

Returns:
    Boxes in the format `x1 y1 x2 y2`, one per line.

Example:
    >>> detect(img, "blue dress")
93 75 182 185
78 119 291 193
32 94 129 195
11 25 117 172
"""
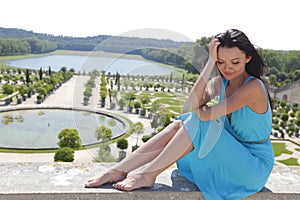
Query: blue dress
176 76 274 200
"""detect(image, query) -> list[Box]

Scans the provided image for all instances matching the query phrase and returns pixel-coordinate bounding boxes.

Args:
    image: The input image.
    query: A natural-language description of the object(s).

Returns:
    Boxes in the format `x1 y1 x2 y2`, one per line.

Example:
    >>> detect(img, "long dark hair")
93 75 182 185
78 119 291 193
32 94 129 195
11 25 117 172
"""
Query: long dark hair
215 29 273 108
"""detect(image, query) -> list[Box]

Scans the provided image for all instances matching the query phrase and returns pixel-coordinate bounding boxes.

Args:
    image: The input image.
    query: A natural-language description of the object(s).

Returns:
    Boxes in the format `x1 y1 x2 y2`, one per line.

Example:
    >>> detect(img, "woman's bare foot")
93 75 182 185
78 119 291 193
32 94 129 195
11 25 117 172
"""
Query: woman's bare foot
112 172 156 191
85 169 127 188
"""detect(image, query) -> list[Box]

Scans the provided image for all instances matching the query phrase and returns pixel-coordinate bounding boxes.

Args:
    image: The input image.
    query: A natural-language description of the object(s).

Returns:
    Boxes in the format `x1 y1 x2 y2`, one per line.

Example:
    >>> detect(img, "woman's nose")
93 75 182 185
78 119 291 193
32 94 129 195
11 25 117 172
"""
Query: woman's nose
222 63 228 69
223 63 232 69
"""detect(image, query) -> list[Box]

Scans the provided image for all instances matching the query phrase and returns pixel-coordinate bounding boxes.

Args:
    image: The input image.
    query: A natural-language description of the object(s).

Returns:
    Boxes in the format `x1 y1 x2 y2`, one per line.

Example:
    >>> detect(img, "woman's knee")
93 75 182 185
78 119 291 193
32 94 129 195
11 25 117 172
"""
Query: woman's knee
169 120 184 137
160 120 182 138
174 120 183 128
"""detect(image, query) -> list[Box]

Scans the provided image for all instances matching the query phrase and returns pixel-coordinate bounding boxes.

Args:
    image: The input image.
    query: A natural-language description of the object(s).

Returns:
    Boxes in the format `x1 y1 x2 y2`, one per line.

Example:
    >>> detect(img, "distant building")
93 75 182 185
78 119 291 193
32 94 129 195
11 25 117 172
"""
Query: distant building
269 80 300 105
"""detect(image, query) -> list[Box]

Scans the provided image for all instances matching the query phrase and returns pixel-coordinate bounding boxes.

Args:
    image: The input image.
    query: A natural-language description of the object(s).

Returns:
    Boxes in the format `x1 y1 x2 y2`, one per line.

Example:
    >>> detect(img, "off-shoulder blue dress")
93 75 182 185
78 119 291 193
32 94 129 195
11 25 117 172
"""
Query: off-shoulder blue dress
176 76 274 200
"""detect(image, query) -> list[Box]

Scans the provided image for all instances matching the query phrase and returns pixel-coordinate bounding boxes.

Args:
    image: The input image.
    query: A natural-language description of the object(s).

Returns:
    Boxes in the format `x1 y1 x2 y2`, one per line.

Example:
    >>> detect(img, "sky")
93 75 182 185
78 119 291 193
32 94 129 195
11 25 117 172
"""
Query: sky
1 0 299 50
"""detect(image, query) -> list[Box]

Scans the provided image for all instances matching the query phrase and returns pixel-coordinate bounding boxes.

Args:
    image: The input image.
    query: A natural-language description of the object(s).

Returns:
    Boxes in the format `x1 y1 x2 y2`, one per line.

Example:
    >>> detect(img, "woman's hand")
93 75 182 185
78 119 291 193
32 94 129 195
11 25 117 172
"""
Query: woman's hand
184 38 220 110
193 104 211 121
208 38 221 63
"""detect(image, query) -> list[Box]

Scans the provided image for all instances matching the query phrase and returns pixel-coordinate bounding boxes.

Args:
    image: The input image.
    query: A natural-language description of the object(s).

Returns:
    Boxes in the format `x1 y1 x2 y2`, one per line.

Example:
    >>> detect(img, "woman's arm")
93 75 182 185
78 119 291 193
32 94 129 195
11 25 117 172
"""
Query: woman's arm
184 39 220 110
195 79 268 121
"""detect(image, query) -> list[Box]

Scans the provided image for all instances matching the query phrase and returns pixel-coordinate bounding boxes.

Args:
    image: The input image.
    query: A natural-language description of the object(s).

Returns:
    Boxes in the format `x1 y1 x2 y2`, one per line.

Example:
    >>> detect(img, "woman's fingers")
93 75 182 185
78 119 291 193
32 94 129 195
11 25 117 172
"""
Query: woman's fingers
208 38 220 62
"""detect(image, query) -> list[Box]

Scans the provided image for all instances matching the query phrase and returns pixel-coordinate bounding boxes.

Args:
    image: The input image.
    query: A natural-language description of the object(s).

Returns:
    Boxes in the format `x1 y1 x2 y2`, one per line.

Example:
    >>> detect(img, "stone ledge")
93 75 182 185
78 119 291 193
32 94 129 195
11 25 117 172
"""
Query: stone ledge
1 192 299 200
1 162 299 200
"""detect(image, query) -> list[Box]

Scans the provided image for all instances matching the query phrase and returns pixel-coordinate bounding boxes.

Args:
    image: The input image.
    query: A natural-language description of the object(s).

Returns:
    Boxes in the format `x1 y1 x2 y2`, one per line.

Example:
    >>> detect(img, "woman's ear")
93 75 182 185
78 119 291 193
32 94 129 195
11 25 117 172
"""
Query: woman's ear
246 56 252 63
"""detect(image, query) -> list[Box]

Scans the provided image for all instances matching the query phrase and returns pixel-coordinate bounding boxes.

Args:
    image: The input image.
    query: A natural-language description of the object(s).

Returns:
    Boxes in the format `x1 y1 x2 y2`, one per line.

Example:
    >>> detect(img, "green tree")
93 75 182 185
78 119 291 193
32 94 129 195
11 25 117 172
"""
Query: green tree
18 85 28 97
280 113 289 122
57 128 82 150
123 91 135 101
158 108 173 128
60 66 67 74
116 138 128 161
117 138 128 151
48 66 52 76
25 69 30 85
130 122 145 147
268 74 277 86
140 93 151 105
151 114 159 133
149 101 162 113
94 144 115 162
118 98 126 110
54 147 75 162
37 86 47 98
39 67 43 80
142 135 153 143
100 73 108 107
2 84 14 95
84 87 92 98
95 125 113 141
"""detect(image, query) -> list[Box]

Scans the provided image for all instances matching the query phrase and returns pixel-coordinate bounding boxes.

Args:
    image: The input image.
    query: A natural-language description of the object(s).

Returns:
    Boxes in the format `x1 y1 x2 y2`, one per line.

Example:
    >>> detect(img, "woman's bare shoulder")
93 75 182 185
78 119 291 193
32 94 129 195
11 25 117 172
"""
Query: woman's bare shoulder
245 77 266 92
244 78 269 113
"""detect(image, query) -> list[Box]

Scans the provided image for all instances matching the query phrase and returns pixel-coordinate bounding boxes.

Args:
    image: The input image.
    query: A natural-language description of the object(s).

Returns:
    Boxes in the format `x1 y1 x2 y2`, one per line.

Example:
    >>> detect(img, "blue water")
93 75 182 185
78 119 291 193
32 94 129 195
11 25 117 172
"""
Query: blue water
4 55 177 75
0 109 125 149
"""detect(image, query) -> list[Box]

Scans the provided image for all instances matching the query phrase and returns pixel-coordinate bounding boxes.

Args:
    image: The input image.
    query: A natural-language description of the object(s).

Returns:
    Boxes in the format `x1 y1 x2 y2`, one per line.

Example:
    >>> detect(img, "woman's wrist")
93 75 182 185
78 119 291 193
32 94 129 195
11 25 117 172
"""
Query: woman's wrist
206 57 216 68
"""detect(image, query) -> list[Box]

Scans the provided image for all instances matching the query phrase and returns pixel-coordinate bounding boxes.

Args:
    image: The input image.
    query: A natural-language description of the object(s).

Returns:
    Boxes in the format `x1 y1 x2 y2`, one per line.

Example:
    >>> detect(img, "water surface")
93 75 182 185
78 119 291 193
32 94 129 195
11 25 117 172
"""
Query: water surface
0 109 125 149
5 55 177 75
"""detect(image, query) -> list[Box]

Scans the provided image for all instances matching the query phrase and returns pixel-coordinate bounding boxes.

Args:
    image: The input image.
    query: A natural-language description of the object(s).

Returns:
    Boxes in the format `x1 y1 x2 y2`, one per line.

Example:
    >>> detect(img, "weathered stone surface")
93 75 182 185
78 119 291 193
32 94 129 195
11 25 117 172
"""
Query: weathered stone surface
0 162 299 200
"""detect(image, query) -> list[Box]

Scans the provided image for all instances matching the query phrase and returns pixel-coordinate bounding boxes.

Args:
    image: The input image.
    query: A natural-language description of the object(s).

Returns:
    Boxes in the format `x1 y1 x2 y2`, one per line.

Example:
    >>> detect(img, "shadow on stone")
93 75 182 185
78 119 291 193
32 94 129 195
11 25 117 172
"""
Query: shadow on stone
170 170 199 191
131 169 200 192
260 186 272 192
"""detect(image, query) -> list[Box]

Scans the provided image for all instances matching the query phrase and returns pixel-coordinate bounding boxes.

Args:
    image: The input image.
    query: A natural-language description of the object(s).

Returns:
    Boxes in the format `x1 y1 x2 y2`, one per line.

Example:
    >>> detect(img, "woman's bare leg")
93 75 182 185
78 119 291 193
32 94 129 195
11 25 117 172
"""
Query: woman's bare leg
113 126 193 191
85 120 182 187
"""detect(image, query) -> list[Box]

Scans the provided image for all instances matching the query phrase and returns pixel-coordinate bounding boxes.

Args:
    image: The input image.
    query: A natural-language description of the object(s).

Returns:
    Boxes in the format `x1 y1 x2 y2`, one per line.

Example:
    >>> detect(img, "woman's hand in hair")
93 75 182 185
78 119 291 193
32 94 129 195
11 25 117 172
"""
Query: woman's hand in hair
208 38 220 63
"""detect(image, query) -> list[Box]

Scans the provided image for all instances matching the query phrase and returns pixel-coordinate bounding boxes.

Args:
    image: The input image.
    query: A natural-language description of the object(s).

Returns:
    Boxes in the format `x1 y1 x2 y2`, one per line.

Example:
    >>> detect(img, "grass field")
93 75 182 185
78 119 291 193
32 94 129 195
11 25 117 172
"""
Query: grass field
272 142 293 157
278 157 299 166
272 142 299 166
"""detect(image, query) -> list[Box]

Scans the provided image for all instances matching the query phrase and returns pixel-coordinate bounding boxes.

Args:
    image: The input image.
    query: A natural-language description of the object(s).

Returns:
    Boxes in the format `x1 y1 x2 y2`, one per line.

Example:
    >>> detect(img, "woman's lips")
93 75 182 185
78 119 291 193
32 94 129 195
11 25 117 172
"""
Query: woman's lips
224 72 233 77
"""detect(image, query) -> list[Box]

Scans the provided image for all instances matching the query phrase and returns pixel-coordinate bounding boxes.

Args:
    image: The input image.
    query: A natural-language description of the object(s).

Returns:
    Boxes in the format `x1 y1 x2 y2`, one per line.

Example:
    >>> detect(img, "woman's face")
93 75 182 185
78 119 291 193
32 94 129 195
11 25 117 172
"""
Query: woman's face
216 46 251 80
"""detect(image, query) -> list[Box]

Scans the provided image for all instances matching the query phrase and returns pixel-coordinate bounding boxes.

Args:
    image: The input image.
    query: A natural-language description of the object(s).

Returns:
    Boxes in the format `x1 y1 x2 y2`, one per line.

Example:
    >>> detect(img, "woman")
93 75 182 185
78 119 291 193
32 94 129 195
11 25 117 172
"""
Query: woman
85 29 274 200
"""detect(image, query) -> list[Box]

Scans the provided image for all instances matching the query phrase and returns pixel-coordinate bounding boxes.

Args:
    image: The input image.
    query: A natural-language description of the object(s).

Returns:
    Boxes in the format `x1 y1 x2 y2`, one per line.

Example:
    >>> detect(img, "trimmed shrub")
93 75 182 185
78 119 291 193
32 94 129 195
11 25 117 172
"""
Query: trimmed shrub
117 138 128 151
54 147 74 162
57 128 82 150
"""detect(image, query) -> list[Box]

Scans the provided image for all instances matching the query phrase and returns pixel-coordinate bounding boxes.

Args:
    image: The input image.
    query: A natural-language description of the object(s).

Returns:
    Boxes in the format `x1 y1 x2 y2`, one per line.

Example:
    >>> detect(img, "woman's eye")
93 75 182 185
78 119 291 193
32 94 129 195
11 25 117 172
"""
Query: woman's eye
217 61 224 64
232 62 239 65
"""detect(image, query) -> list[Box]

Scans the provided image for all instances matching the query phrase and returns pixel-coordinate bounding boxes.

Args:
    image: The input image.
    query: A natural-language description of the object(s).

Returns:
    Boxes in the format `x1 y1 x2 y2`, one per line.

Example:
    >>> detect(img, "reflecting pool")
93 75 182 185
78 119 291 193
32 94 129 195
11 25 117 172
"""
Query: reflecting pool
0 108 128 149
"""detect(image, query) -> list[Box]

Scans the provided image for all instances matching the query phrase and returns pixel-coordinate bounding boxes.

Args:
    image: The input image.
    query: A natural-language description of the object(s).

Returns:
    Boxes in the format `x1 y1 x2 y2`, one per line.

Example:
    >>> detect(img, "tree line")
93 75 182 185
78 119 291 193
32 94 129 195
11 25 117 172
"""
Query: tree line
1 28 299 86
0 37 57 55
0 27 192 54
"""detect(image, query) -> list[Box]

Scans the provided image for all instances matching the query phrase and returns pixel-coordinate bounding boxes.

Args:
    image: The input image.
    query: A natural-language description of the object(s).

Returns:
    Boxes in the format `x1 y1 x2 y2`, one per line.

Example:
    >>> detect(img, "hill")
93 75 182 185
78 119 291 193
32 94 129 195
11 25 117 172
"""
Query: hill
0 27 193 53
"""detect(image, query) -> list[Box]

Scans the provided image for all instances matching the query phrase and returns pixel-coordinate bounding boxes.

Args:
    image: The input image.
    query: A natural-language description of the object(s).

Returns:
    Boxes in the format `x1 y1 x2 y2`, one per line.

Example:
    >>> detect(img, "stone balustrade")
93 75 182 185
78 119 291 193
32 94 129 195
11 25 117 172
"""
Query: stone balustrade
0 162 299 200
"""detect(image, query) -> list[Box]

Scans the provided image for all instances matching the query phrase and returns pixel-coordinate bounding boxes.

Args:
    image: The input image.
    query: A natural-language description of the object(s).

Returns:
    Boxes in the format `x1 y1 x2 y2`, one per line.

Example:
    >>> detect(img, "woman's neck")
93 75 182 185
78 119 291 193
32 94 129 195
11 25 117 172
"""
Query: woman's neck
228 73 250 89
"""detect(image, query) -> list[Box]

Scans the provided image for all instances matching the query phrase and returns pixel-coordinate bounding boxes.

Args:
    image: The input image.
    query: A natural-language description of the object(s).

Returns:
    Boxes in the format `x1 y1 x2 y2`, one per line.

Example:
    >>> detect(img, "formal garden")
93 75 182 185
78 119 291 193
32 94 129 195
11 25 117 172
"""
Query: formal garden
0 63 74 105
80 70 300 166
0 63 300 165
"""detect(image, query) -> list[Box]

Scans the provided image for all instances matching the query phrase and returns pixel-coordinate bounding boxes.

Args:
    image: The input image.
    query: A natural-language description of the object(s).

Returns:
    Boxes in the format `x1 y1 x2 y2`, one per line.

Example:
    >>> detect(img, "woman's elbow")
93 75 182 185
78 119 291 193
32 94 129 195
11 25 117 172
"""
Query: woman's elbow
193 108 211 121
199 113 211 121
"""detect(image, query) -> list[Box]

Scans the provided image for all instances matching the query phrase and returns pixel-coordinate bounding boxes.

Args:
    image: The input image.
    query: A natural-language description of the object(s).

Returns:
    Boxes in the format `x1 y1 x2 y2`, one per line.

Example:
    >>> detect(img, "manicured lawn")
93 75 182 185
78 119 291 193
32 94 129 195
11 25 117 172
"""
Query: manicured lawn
153 92 176 98
272 142 293 157
154 98 183 106
0 148 56 153
166 106 182 114
278 157 299 166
